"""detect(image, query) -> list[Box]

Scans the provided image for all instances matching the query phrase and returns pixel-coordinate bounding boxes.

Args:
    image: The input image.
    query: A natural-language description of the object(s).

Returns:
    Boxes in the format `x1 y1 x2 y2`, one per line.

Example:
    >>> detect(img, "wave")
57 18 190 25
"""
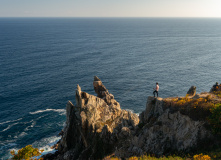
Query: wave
24 120 36 131
1 119 37 133
1 122 20 132
33 135 61 147
18 132 27 138
29 109 66 115
0 118 23 125
32 135 61 158
0 143 17 151
6 135 61 159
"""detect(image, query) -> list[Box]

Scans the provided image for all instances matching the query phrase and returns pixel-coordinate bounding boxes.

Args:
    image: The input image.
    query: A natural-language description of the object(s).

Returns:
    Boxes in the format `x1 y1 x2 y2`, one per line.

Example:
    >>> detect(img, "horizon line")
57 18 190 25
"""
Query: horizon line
1 16 221 18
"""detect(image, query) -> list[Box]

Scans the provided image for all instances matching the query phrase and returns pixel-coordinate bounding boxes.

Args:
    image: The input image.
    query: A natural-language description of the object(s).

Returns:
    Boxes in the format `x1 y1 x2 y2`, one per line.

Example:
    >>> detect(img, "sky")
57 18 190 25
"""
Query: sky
0 0 221 17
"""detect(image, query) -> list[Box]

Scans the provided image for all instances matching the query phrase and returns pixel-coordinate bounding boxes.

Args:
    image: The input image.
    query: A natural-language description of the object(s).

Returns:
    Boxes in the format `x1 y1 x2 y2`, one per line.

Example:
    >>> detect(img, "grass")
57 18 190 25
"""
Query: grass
213 91 221 98
163 94 216 121
103 153 218 160
163 93 221 136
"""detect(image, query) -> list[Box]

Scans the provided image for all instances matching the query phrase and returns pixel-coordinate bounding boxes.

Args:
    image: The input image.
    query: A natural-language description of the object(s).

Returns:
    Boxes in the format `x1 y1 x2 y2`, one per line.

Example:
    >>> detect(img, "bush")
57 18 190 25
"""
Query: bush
193 153 211 160
128 155 185 159
213 91 221 98
164 96 221 135
164 96 214 121
10 145 44 160
208 103 221 135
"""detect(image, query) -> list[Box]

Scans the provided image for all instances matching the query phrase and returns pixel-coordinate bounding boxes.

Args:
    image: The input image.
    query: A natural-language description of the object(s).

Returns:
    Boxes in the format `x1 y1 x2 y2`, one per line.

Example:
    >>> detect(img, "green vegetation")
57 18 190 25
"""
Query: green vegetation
160 93 221 160
127 155 185 160
104 154 214 160
201 147 221 160
10 145 44 160
164 94 221 133
208 103 221 135
212 91 221 98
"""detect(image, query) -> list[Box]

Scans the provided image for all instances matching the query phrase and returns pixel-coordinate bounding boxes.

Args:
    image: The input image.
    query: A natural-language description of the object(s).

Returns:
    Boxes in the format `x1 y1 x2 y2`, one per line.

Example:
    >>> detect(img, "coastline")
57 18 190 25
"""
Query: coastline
41 77 221 160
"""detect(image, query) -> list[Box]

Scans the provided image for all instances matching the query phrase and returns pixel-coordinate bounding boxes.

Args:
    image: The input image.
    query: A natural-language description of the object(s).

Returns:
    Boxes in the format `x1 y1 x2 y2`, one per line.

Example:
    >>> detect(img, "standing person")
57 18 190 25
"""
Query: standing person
153 82 159 97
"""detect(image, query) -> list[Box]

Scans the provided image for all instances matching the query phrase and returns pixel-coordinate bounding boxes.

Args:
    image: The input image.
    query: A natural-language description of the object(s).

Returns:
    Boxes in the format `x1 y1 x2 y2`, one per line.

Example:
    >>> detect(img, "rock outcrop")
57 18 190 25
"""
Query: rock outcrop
44 78 220 160
52 77 139 160
116 97 214 157
187 86 196 96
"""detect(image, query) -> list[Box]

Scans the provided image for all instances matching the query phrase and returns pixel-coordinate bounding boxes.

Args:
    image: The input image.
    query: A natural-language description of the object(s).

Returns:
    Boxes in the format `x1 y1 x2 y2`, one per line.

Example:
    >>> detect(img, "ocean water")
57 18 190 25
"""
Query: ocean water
1 18 221 159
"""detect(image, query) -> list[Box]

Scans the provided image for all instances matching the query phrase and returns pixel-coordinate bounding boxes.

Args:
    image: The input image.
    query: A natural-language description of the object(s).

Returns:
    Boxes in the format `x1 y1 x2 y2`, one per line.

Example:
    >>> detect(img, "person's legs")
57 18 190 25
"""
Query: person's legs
153 90 156 97
156 91 158 97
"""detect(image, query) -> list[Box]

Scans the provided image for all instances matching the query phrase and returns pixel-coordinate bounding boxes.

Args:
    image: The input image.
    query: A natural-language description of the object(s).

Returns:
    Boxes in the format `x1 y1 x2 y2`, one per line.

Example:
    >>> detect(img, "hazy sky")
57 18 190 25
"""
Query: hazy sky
1 0 221 17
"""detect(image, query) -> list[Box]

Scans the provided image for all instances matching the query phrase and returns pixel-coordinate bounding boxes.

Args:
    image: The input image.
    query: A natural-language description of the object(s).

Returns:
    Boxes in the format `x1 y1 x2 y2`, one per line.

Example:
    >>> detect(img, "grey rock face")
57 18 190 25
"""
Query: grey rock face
139 97 164 124
57 77 139 160
115 96 214 158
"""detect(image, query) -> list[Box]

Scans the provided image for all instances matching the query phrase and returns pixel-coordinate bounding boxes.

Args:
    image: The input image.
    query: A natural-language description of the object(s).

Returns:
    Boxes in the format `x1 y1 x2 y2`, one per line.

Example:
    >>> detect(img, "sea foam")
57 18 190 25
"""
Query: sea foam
0 118 23 125
29 109 66 115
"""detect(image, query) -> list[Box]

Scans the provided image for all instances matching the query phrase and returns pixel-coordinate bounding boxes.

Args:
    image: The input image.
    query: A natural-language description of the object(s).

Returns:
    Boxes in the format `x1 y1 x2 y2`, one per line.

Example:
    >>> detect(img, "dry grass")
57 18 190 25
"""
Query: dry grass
103 154 215 160
163 94 216 121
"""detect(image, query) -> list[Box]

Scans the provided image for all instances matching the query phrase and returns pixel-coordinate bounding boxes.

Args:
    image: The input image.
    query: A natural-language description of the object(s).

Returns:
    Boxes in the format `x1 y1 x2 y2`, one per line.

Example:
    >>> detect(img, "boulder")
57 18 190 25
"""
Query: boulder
187 86 196 96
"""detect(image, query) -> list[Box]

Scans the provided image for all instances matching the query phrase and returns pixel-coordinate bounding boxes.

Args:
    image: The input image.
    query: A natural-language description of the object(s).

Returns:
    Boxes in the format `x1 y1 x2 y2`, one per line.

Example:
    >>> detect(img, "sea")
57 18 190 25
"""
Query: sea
1 18 221 159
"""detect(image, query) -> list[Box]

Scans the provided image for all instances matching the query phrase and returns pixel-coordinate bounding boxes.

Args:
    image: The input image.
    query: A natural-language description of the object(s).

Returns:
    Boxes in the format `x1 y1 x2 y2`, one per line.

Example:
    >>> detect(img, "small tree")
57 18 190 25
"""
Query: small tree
10 145 44 160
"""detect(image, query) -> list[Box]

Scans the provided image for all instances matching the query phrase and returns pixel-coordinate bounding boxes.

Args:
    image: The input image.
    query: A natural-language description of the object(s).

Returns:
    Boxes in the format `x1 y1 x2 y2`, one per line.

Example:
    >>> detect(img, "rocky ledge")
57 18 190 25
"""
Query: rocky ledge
43 77 221 160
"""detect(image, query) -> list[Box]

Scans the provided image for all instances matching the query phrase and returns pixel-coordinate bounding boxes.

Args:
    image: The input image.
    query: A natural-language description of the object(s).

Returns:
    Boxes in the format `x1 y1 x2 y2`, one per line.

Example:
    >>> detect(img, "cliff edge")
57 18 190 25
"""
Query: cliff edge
46 76 139 160
43 78 221 160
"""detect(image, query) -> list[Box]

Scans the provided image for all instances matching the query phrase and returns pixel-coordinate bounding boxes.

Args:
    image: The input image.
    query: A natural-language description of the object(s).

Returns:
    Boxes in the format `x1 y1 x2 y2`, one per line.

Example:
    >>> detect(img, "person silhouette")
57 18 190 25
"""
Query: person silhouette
153 82 159 97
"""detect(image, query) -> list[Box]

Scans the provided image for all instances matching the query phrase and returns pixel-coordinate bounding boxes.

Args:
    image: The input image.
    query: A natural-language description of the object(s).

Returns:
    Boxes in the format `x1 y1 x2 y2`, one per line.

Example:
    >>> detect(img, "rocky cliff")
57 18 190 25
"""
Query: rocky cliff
45 76 139 160
117 96 214 157
43 78 220 160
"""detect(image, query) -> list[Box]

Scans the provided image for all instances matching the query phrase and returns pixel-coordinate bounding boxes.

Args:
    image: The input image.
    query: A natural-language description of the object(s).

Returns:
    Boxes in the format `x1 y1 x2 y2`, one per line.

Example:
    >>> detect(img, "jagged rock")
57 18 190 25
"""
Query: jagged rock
115 96 215 158
94 76 101 81
42 151 59 160
56 76 139 160
139 97 164 124
93 76 108 98
138 110 209 154
187 86 196 96
44 78 220 160
119 127 131 138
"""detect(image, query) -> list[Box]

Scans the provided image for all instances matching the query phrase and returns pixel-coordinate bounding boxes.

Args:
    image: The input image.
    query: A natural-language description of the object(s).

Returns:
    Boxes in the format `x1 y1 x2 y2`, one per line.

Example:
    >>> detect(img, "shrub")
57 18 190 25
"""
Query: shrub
10 145 44 160
208 103 221 135
213 91 221 98
164 96 215 121
164 95 220 135
193 153 211 160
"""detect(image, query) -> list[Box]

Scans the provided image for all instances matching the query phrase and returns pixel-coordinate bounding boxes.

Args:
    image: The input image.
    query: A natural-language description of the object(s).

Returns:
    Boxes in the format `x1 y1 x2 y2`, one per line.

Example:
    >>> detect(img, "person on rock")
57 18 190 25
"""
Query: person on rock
153 82 159 97
213 82 219 91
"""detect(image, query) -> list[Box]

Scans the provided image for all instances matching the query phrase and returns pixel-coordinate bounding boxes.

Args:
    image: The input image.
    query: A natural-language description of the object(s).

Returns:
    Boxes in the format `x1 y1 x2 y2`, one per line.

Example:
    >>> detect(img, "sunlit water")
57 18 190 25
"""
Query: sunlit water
1 18 221 159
